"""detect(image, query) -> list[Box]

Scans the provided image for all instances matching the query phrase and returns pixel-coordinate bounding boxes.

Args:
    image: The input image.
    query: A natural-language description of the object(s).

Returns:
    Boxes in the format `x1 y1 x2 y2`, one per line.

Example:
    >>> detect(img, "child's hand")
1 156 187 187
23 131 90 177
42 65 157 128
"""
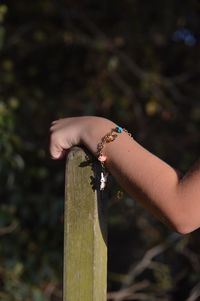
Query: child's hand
49 116 114 159
49 116 87 159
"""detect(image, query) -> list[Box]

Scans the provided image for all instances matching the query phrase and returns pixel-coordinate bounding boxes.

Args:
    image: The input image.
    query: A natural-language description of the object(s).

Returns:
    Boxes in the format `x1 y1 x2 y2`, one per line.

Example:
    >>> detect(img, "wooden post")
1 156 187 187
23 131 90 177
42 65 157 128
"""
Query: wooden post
63 146 107 301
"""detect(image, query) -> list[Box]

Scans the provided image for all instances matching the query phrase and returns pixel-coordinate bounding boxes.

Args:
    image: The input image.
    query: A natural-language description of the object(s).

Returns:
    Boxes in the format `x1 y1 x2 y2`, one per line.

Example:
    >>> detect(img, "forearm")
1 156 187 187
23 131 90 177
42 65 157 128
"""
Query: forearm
82 117 199 234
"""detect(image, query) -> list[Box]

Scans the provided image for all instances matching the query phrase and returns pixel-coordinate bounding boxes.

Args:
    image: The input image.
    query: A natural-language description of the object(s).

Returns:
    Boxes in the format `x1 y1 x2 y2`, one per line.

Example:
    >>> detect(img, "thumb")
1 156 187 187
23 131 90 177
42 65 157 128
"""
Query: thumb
49 137 65 160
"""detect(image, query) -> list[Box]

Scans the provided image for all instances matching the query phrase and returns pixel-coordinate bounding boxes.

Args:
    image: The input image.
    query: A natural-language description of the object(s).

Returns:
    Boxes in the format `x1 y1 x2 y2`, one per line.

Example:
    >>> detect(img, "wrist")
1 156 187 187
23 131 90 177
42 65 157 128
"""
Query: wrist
81 116 116 158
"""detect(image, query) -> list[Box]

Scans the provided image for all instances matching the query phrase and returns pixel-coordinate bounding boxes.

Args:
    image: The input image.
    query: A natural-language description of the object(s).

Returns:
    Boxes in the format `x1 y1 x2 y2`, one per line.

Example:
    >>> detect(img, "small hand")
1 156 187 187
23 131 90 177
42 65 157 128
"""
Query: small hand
49 116 88 159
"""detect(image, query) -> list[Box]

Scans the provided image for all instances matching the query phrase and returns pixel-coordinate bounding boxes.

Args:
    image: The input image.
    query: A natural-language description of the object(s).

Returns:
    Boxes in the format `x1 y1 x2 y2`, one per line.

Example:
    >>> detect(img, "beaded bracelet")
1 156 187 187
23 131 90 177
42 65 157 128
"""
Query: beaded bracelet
97 125 133 190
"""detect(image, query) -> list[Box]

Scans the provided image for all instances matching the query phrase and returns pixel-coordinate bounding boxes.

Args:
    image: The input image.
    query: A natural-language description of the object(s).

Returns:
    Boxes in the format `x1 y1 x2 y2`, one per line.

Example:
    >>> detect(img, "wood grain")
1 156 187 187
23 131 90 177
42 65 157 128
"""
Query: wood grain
63 146 107 301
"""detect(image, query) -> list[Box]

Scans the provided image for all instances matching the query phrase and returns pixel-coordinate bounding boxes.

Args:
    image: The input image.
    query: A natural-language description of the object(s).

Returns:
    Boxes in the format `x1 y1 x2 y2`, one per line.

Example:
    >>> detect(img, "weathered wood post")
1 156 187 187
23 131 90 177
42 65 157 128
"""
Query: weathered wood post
63 146 107 301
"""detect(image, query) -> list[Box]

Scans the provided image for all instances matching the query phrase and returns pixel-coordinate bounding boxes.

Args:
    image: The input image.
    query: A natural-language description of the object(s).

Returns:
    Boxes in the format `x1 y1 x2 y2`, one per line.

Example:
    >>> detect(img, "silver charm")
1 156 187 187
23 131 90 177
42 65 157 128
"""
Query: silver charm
100 171 109 190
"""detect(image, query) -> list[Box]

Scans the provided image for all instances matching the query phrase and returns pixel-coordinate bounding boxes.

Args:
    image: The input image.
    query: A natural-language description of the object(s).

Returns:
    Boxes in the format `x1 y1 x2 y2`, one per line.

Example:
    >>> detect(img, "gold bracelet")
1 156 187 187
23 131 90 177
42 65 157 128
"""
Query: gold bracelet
96 125 133 190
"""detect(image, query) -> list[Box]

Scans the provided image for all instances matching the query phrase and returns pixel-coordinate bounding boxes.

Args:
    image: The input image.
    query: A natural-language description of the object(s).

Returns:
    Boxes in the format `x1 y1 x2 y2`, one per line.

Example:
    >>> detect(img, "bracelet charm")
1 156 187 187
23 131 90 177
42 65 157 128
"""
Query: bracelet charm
100 170 109 190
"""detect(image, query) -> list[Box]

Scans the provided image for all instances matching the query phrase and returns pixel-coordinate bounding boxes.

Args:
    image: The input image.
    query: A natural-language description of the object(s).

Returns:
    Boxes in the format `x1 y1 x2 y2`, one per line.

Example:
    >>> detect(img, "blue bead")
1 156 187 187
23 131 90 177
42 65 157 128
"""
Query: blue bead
116 126 123 133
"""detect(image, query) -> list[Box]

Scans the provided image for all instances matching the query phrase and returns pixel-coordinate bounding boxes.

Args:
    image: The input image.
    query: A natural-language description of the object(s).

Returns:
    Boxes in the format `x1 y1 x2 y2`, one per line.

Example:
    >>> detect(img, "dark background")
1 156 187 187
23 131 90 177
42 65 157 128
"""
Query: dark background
1 1 200 300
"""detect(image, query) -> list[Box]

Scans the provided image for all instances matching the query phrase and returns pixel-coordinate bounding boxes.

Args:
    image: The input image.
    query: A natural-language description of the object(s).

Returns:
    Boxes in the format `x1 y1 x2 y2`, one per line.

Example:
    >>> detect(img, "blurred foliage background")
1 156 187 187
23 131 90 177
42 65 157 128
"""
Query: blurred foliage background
1 0 200 300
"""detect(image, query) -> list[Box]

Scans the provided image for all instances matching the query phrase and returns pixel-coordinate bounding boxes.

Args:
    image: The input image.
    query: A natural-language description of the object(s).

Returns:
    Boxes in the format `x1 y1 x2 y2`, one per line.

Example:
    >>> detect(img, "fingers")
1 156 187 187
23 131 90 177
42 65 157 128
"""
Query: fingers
50 142 62 160
50 121 59 132
49 131 64 159
49 118 70 160
50 119 66 134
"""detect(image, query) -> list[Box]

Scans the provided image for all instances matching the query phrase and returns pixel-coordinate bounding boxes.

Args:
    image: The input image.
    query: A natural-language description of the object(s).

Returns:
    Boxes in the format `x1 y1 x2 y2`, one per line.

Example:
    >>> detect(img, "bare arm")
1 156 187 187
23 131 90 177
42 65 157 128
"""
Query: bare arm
50 116 200 234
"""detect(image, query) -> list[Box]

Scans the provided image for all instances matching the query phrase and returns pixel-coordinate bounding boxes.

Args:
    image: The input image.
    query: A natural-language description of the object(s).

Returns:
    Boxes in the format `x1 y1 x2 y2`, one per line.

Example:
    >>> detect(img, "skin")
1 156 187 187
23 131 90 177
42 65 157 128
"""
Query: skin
50 116 200 234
